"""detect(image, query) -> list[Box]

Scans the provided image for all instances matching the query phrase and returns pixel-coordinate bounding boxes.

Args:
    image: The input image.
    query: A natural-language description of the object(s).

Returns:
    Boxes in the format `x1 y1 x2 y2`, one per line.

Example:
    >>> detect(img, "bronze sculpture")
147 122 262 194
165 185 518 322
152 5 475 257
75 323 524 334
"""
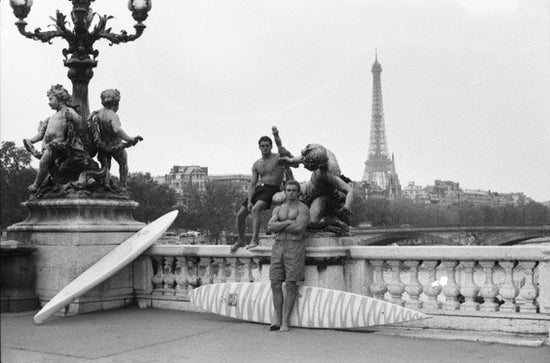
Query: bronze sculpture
23 85 98 193
88 89 142 191
272 129 354 234
23 86 141 196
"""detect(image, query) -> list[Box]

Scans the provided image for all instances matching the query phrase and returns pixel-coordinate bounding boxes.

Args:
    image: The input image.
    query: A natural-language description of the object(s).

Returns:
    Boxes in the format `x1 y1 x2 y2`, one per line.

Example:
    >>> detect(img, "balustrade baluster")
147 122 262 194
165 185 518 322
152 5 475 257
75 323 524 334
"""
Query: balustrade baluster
175 257 189 297
239 258 254 282
441 261 460 310
369 260 388 300
151 256 164 295
213 258 226 283
387 260 405 306
498 261 518 312
163 256 176 295
226 257 239 282
518 261 539 313
404 260 423 309
250 258 262 282
186 258 199 291
479 261 499 312
459 261 480 311
198 257 213 286
422 261 442 310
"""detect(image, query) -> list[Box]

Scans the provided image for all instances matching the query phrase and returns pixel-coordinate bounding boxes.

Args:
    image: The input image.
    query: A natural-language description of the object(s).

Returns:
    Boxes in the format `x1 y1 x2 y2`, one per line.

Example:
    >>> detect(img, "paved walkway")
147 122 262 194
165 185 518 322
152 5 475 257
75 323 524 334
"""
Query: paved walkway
2 307 549 362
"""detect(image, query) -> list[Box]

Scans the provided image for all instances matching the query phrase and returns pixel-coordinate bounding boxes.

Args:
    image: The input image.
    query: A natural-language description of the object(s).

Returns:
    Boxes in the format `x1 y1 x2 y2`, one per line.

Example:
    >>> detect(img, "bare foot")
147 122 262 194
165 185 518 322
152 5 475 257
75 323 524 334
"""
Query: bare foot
269 324 280 331
230 242 245 253
246 242 259 250
279 325 290 332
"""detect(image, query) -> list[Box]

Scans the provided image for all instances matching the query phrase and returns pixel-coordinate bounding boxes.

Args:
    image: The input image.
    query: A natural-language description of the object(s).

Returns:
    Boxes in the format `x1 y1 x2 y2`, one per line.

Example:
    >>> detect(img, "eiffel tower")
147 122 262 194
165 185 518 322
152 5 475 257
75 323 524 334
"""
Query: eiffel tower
362 54 401 198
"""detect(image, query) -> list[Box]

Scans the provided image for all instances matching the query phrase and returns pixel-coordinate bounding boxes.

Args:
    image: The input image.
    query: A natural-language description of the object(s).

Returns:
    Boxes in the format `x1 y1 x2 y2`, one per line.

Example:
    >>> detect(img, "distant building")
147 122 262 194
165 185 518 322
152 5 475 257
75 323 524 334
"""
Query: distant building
208 174 251 193
402 180 531 207
402 181 430 204
154 165 208 206
355 181 387 200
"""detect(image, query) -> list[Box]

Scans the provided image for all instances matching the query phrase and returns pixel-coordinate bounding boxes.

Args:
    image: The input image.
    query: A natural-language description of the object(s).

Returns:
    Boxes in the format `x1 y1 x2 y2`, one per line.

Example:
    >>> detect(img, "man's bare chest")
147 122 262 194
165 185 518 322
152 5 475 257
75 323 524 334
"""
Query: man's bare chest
256 158 280 175
279 205 299 221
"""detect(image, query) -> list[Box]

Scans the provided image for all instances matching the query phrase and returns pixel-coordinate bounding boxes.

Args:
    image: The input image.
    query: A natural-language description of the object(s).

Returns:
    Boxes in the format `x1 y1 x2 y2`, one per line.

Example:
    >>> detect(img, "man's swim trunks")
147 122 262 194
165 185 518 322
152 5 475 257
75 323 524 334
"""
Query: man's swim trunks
242 184 280 209
269 239 305 282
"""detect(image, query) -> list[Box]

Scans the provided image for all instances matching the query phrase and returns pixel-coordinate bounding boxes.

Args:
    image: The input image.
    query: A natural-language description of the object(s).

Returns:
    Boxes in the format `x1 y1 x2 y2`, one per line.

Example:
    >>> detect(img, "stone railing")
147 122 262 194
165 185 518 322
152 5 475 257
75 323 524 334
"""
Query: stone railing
133 245 264 311
133 238 550 334
345 245 549 334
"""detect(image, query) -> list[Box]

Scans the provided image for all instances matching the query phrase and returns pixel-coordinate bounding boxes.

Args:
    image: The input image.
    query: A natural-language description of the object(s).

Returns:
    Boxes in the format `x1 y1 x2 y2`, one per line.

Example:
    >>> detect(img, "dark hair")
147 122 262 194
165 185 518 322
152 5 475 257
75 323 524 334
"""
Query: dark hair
258 136 272 146
285 180 301 192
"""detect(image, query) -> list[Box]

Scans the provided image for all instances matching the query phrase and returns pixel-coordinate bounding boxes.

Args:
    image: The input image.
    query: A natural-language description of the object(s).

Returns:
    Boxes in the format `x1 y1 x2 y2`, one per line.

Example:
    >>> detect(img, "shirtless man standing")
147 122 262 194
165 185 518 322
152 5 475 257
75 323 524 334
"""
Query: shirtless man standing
230 136 284 252
24 85 82 192
89 89 142 189
266 180 310 332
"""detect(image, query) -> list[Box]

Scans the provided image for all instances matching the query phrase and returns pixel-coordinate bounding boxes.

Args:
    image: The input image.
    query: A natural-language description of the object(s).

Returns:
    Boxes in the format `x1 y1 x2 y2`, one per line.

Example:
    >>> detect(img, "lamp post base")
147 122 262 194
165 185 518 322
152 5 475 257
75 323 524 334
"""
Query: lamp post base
6 197 146 316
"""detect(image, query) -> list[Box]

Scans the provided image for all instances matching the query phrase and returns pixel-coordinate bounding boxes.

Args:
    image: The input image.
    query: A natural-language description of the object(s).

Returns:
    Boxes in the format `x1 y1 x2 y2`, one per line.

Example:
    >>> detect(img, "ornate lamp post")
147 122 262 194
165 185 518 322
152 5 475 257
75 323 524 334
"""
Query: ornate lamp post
9 0 152 121
6 1 152 316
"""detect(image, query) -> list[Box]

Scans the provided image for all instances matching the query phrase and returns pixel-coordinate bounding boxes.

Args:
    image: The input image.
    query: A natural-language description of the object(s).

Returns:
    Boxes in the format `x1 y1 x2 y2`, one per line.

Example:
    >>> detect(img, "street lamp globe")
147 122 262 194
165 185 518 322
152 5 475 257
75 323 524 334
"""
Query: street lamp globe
9 0 33 20
128 0 152 23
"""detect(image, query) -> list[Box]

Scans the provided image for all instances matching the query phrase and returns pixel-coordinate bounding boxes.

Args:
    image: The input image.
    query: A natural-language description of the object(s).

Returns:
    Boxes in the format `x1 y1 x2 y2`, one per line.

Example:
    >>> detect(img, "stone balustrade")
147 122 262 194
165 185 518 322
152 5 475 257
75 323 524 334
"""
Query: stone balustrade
133 241 550 334
134 245 264 311
347 246 549 314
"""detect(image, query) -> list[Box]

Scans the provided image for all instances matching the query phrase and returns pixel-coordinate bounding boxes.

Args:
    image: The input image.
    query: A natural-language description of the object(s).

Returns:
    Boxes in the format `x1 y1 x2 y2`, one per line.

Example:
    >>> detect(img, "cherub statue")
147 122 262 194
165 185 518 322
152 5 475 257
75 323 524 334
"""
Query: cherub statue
23 85 98 192
274 141 354 234
87 89 142 190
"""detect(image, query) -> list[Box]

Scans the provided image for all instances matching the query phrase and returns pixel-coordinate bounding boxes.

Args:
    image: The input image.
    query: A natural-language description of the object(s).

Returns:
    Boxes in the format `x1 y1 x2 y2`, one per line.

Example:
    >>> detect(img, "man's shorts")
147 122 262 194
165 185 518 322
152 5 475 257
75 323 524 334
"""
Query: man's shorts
269 239 305 282
242 184 280 209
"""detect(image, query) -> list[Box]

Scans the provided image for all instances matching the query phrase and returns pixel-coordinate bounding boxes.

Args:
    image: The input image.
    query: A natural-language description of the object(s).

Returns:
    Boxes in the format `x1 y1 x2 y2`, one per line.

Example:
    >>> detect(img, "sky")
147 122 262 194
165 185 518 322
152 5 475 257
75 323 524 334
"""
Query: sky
1 0 549 202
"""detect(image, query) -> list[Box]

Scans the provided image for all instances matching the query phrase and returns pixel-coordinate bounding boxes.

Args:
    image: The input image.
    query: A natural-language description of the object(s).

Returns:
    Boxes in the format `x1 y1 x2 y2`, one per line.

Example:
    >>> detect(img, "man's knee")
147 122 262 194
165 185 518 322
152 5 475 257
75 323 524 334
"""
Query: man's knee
251 202 267 216
271 281 282 290
285 281 297 292
236 207 248 220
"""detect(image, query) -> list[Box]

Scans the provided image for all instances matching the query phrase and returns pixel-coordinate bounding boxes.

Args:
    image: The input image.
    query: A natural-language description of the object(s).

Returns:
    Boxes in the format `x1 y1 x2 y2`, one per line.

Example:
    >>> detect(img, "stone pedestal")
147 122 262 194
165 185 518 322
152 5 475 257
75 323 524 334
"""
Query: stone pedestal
0 240 39 312
6 198 145 316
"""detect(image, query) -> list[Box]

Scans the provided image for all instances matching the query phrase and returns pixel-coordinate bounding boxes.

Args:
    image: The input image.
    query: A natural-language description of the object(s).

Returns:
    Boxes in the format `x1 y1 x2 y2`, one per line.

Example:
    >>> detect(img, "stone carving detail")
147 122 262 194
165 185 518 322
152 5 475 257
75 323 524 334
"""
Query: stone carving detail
369 260 387 300
387 260 405 306
404 260 423 309
498 261 518 312
422 261 442 309
459 261 480 311
479 261 499 312
518 261 539 313
441 261 460 310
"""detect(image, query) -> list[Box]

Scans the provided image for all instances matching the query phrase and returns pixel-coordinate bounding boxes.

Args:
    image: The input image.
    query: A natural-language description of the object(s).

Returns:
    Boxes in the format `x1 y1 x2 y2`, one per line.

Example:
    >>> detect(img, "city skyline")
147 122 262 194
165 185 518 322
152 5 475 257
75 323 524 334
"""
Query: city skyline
1 1 549 201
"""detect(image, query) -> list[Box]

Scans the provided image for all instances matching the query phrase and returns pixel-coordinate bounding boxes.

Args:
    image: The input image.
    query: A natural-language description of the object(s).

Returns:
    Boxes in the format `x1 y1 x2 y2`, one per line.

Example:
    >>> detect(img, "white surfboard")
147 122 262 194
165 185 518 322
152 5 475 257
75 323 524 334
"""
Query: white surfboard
33 210 178 324
189 282 428 329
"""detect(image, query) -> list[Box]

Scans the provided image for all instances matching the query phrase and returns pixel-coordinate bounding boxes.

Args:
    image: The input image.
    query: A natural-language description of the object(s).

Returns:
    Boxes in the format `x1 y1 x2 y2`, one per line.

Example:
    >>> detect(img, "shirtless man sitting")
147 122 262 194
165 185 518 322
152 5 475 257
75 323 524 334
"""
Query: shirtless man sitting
231 136 284 252
266 180 310 332
23 85 83 192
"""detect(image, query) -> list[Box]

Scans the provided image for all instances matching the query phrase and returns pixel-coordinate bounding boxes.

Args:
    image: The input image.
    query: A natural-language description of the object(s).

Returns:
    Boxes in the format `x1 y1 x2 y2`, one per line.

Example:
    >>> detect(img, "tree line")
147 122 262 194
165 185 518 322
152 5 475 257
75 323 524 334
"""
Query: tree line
3 141 549 234
349 195 550 227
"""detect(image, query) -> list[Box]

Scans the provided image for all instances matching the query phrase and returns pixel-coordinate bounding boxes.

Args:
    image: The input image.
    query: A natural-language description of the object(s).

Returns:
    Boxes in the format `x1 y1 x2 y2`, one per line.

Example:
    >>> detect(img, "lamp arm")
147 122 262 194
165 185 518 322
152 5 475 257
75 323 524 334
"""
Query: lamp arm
14 11 73 45
96 23 146 46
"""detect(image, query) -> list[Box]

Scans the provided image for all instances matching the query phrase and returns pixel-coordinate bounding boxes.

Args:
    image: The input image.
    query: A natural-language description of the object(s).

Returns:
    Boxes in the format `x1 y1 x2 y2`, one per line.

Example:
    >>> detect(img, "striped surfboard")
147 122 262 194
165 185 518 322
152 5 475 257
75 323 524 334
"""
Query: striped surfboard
189 282 428 329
